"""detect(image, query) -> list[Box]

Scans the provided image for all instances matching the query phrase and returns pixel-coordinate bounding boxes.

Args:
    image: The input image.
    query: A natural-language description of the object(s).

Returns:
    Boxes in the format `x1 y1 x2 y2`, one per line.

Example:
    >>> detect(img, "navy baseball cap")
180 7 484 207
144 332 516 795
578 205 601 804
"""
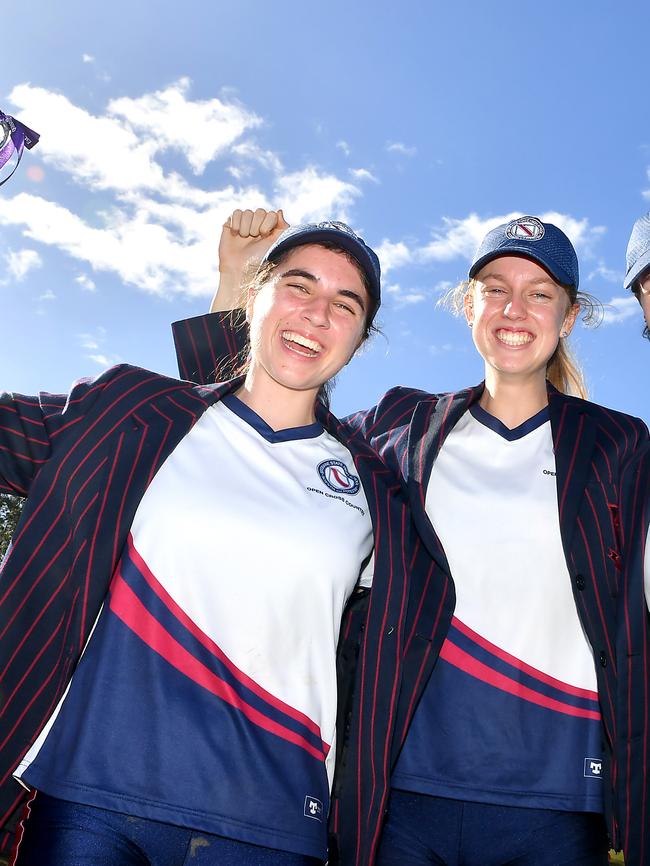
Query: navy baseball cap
469 216 579 291
260 221 381 315
624 212 650 290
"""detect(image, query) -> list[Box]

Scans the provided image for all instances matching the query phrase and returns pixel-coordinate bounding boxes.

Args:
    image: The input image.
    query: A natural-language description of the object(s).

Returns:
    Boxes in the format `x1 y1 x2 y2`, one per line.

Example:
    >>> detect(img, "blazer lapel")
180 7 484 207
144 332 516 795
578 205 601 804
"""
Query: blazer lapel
547 386 598 561
132 376 244 491
407 383 484 570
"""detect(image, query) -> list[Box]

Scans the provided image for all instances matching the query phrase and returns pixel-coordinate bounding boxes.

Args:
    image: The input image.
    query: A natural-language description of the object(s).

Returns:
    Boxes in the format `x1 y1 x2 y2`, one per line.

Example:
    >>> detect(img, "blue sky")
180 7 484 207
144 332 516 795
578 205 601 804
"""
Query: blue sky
2 0 650 421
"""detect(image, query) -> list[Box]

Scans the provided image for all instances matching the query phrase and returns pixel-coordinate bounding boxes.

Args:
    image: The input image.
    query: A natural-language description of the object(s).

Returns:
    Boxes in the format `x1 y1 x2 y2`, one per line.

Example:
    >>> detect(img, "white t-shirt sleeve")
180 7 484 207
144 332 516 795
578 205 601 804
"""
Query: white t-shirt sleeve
358 552 374 589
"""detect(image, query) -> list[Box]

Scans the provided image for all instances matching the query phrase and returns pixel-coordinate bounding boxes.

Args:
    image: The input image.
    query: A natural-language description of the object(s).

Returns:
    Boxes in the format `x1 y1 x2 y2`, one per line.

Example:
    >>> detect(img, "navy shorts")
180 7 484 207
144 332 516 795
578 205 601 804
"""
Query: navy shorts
376 790 609 866
12 792 323 866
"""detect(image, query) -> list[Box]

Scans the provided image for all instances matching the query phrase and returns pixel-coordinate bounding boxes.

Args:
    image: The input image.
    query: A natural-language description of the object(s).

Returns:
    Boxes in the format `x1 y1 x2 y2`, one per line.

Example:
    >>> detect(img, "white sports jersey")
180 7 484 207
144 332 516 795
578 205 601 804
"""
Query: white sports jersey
393 405 603 812
17 395 373 858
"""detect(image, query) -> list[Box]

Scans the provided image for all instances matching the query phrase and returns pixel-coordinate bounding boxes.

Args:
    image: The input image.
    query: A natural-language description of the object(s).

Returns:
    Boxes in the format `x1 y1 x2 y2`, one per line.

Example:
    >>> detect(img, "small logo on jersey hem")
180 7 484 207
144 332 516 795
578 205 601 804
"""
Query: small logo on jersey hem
584 757 602 778
304 795 324 822
505 216 545 241
317 459 361 495
542 469 556 476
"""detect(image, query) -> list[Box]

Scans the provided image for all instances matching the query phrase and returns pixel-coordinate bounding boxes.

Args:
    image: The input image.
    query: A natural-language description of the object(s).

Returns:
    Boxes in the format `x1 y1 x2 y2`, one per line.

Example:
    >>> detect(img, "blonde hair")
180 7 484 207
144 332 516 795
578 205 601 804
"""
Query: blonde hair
441 279 603 400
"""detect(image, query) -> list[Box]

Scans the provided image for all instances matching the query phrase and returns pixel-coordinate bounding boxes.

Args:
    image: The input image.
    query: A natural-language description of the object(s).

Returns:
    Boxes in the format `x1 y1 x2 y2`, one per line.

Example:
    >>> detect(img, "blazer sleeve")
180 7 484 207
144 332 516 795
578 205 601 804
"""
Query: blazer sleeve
172 311 248 385
0 389 74 497
340 386 424 441
0 366 134 498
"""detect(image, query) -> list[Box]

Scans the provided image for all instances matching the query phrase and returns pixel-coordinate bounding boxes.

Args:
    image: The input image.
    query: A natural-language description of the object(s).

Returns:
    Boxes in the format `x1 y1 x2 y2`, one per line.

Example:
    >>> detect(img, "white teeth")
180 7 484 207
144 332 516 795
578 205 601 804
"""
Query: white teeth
496 329 533 346
282 331 322 353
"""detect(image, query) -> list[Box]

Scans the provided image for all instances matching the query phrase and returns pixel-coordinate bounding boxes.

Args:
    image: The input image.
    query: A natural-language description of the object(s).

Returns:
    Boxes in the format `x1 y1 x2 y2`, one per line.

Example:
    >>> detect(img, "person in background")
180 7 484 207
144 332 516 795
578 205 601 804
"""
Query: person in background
624 211 650 340
176 211 650 866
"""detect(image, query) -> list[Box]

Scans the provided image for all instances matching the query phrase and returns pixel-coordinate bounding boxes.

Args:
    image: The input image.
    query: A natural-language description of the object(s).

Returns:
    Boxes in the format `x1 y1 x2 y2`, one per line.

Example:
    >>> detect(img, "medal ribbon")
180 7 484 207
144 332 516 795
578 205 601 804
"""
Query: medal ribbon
0 110 40 187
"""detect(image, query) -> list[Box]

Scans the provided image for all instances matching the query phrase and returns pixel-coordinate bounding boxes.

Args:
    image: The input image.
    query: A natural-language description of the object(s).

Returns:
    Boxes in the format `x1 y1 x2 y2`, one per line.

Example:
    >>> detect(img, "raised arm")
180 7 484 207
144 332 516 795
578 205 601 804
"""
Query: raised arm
210 208 289 312
174 208 288 385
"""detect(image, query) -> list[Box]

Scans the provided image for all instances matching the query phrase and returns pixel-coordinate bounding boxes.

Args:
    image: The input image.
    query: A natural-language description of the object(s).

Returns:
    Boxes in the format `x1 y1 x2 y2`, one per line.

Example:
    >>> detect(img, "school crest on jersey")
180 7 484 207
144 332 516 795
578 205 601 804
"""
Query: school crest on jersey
317 459 360 495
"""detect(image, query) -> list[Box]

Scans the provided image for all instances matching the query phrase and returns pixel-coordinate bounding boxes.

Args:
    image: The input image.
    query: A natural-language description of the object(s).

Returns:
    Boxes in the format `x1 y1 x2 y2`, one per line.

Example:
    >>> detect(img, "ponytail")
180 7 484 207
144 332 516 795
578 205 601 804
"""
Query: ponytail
545 338 587 398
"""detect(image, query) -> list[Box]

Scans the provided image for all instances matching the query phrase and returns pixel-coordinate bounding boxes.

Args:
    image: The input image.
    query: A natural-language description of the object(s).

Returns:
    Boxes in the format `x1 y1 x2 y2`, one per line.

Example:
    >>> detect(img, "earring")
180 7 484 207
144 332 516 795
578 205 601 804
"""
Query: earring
467 320 473 328
560 330 568 338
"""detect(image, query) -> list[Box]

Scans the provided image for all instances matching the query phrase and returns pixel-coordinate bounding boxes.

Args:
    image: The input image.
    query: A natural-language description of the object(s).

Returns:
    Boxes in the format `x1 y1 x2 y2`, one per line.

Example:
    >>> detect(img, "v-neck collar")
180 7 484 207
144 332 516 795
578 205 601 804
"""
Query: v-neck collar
469 403 550 441
221 394 324 443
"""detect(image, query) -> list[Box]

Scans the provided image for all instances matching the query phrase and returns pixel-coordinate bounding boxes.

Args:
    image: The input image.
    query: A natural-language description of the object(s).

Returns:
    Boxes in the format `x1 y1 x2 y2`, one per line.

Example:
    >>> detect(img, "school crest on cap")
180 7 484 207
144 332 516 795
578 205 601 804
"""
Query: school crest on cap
505 217 545 241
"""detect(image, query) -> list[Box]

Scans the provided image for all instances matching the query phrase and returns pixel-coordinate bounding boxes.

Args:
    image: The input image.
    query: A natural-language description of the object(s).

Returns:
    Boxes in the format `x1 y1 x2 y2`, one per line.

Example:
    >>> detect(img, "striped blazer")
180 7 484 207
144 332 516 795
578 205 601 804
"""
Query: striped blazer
174 311 650 866
617 442 650 865
0 364 412 862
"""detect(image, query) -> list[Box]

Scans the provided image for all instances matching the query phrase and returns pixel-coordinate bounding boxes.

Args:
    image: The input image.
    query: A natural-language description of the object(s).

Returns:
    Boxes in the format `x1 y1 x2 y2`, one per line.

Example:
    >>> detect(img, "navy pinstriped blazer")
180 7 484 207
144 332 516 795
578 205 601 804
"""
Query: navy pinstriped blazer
0 363 412 860
174 311 650 866
618 442 650 865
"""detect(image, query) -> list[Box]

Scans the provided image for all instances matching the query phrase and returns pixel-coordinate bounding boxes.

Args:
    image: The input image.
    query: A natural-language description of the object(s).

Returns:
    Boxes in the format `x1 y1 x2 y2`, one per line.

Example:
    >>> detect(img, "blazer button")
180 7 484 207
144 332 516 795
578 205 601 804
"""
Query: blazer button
599 651 607 668
575 574 585 591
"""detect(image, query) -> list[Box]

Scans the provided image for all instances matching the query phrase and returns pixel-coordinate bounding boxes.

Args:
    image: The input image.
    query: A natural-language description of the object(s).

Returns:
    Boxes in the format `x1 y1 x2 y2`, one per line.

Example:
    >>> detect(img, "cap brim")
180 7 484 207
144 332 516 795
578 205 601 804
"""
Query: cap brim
266 228 381 304
469 247 575 288
624 248 650 289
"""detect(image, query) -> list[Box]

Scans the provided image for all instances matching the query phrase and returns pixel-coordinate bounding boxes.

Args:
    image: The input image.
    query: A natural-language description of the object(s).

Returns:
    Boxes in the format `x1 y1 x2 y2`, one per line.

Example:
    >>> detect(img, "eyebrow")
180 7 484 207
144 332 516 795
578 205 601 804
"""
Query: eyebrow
279 268 367 312
479 271 558 287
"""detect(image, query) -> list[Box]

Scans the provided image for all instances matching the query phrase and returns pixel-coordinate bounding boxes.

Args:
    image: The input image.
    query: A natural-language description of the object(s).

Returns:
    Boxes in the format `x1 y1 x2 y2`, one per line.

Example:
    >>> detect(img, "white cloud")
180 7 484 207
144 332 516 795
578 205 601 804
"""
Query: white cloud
77 329 119 366
75 274 97 292
419 211 605 264
108 78 262 174
349 168 378 184
385 283 427 306
8 81 259 199
87 353 119 367
78 330 105 350
386 141 417 157
5 84 367 300
274 166 361 223
337 140 350 157
5 248 43 281
226 165 249 181
39 289 56 301
9 84 169 195
231 141 283 175
587 263 623 284
82 53 95 63
419 213 503 262
601 295 641 325
376 239 414 274
0 192 217 296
